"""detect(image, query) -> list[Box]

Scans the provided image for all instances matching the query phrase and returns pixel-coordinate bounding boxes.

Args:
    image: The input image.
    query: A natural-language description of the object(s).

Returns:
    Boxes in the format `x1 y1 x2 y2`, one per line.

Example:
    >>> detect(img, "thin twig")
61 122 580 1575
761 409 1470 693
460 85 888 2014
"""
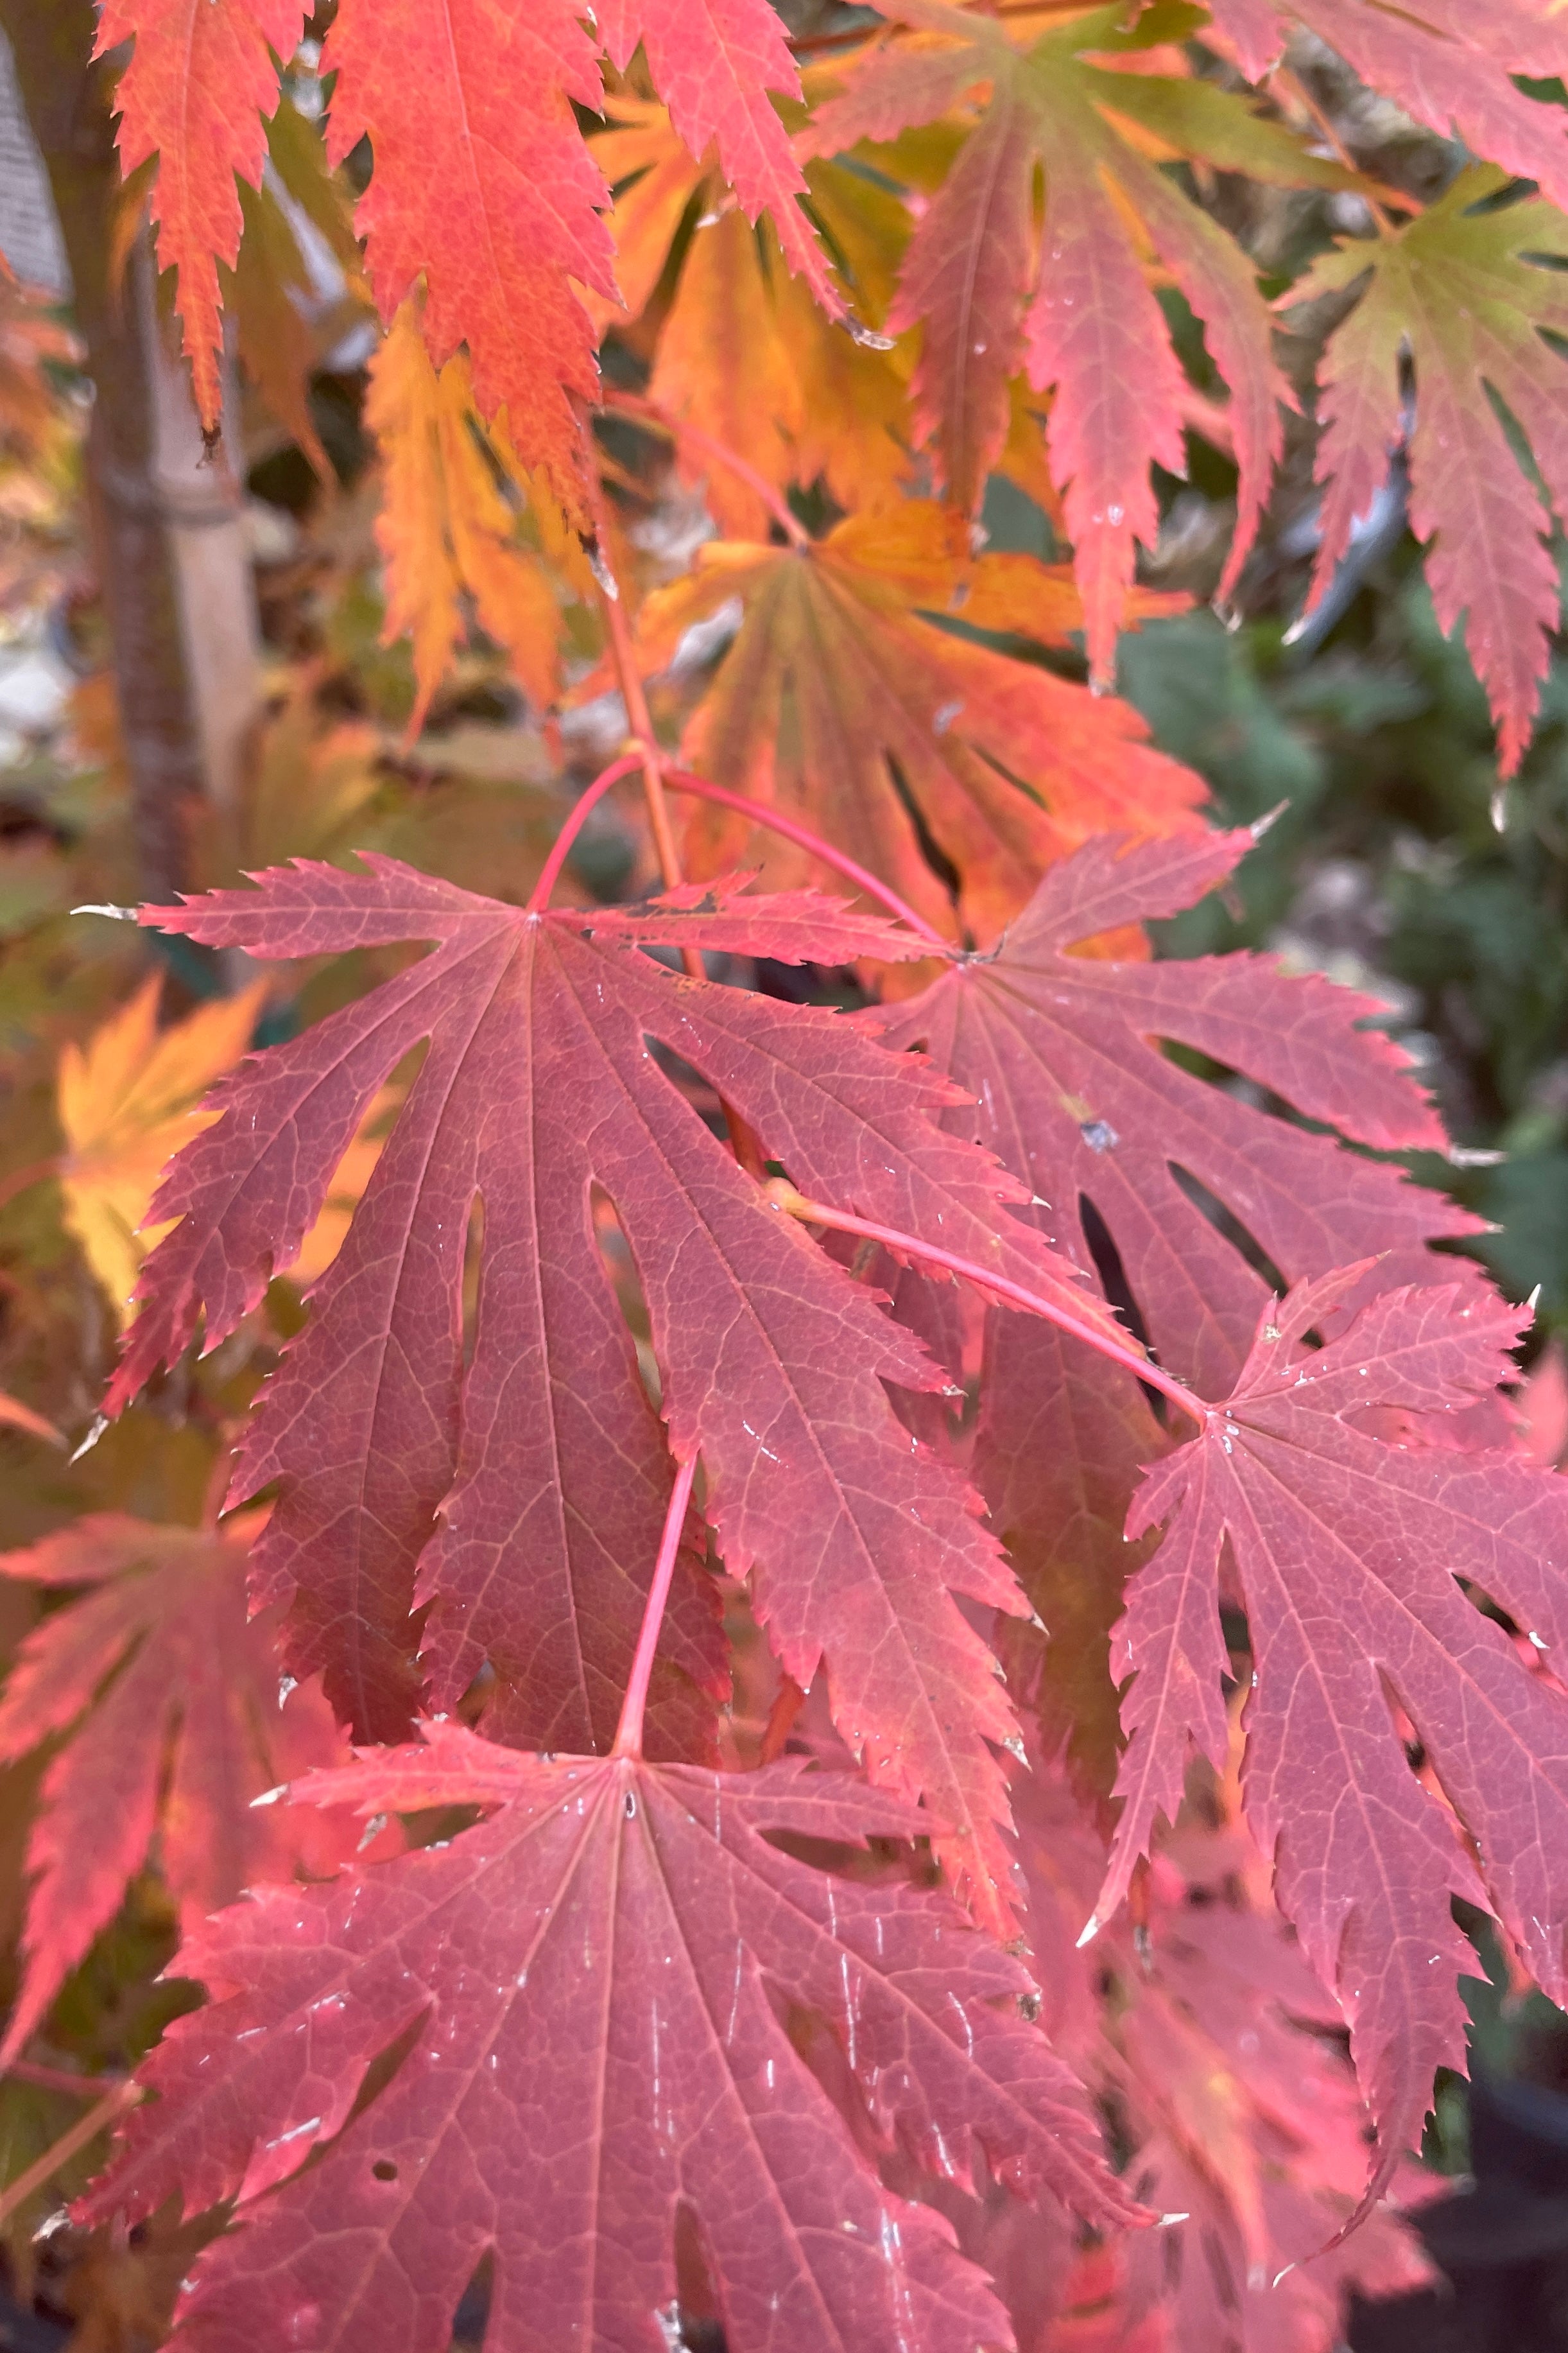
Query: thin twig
582 469 688 898
3 2060 129 2100
1271 67 1397 237
0 2080 141 2228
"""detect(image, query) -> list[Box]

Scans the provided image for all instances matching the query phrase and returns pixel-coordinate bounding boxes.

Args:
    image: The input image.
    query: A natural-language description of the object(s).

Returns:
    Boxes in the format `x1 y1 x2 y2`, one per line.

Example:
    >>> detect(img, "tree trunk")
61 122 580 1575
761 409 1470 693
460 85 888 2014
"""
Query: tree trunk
0 0 259 902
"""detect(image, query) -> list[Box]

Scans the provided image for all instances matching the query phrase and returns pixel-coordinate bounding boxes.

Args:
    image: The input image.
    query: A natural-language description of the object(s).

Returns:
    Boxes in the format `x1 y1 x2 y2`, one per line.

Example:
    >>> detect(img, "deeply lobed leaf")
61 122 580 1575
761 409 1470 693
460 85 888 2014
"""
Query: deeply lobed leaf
880 828 1472 1398
1104 1270 1568 2199
641 505 1207 948
80 1723 1137 2353
816 1 1299 679
94 0 307 433
110 863 1118 1927
1297 169 1568 776
0 1514 387 2062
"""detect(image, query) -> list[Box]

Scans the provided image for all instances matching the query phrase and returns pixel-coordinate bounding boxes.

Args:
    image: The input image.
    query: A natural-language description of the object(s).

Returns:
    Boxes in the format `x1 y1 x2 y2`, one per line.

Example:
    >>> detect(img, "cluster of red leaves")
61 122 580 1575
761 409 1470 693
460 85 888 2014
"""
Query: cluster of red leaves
6 3 1568 2351
35 828 1564 2352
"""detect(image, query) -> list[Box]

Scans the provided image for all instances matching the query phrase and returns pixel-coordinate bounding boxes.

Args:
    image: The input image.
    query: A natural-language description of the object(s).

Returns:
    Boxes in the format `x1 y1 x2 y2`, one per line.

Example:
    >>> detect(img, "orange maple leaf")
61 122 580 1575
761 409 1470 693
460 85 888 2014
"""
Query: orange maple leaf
596 102 911 539
58 975 268 1326
367 300 581 736
58 975 386 1324
95 0 307 437
640 501 1206 946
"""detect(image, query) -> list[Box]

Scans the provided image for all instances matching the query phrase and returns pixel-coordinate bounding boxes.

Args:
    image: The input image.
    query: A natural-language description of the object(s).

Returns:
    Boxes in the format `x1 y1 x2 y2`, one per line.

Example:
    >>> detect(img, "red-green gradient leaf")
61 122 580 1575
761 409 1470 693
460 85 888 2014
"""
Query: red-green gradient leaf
108 861 1114 1928
80 1724 1136 2353
95 0 306 435
1296 169 1568 777
0 1515 379 2063
1209 0 1568 212
879 828 1479 1399
820 2 1289 679
1101 1271 1568 2199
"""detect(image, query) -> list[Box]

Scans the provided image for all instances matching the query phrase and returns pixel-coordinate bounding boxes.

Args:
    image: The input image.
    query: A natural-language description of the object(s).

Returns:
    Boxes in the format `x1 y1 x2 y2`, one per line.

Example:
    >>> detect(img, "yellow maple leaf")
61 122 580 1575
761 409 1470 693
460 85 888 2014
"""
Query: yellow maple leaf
58 977 394 1324
367 299 576 736
58 976 269 1324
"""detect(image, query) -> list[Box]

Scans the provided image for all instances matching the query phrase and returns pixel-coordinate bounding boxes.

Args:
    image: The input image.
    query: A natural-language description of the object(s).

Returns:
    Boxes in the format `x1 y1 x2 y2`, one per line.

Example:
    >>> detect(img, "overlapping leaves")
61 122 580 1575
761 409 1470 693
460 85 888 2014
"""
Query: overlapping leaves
365 299 589 735
80 1721 1135 2353
104 0 837 499
1209 0 1568 209
879 827 1475 1395
807 1 1331 678
110 860 1118 1929
1106 1270 1568 2200
873 828 1568 2187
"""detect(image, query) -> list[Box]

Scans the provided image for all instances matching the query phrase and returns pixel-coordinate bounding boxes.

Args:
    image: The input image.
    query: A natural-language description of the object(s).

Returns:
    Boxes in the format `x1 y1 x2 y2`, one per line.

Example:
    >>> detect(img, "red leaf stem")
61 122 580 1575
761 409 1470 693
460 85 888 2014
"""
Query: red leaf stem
531 755 951 946
665 766 951 946
524 751 647 914
612 1450 700 1759
764 1182 1205 1427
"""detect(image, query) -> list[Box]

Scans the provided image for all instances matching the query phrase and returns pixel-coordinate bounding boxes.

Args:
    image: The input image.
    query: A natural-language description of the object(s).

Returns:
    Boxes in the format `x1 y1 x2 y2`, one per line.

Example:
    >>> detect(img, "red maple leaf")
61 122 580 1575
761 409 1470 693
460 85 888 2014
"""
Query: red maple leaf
321 0 615 508
879 828 1479 1398
1097 1268 1568 2199
1018 1762 1433 2350
594 0 841 315
95 0 307 436
1208 0 1568 212
107 862 1120 1931
79 1720 1137 2352
0 1513 390 2063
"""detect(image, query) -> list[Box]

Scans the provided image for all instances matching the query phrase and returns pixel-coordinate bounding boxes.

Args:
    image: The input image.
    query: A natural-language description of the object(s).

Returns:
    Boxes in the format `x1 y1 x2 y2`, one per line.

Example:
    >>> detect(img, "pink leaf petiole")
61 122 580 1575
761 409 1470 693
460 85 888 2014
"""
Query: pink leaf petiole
528 756 950 948
763 1182 1208 1430
612 1451 701 1760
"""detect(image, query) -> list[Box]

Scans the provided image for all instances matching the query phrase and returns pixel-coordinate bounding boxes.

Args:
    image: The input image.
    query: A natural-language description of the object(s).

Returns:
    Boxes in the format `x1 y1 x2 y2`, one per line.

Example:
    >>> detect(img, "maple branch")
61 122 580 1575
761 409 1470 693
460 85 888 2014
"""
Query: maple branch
0 2078 141 2227
612 1451 700 1761
764 1183 1207 1428
525 752 648 917
664 768 951 948
600 392 811 551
